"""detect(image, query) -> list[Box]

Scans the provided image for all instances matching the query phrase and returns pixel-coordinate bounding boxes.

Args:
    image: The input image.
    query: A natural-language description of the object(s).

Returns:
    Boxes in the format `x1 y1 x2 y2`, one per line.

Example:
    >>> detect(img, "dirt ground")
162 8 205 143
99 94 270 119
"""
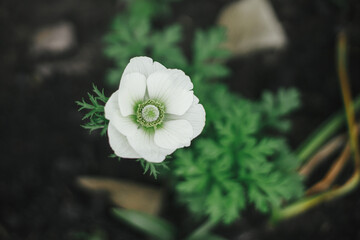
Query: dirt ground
1 0 360 239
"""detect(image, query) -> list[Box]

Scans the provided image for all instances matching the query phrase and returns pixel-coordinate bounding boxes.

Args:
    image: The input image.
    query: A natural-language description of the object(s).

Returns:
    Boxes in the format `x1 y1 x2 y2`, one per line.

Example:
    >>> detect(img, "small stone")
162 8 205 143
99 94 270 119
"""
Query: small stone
34 45 93 79
77 176 164 216
32 22 76 55
217 0 287 56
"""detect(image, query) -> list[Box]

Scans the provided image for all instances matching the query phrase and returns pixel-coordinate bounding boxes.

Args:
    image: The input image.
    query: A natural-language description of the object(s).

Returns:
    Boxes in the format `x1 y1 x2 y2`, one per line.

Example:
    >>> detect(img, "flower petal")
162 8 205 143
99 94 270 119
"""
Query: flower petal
166 96 206 139
147 70 194 115
107 123 141 159
180 96 206 138
154 120 193 150
127 129 175 163
118 72 147 116
122 56 166 78
164 69 193 90
105 90 138 137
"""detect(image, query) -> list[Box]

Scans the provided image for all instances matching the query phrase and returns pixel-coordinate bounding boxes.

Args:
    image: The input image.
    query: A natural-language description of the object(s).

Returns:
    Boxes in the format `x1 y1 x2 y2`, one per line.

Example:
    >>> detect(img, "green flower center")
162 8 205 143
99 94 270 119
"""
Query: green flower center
136 99 165 128
142 105 159 122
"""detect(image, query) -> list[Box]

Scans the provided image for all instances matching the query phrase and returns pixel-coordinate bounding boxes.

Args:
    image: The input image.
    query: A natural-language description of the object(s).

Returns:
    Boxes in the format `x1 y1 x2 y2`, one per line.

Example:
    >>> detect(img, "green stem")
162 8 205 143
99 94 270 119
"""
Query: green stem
271 168 360 223
296 96 360 163
272 30 360 224
337 30 360 170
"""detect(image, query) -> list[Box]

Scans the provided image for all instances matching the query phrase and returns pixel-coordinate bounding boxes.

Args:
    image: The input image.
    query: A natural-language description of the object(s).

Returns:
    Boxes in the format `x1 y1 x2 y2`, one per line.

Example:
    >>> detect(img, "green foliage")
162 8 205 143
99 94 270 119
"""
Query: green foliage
191 28 231 81
259 88 301 132
76 84 109 136
104 0 186 86
150 24 188 69
112 208 176 240
103 14 150 85
169 25 303 224
186 220 225 240
127 0 180 20
173 88 303 224
137 158 169 179
70 229 107 240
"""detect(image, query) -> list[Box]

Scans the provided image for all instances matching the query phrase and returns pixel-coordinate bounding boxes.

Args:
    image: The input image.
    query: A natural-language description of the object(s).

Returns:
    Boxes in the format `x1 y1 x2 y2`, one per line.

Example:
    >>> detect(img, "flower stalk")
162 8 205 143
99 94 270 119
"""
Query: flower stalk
305 141 351 195
298 133 346 177
337 30 360 169
295 96 360 164
271 171 360 223
271 29 360 223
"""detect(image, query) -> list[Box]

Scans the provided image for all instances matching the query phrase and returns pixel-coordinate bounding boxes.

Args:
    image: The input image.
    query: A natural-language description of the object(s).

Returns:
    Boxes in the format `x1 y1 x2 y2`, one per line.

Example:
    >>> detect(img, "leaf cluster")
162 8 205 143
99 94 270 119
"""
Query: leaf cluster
191 28 230 81
259 88 301 132
173 87 303 224
137 158 169 179
76 84 109 136
104 0 185 86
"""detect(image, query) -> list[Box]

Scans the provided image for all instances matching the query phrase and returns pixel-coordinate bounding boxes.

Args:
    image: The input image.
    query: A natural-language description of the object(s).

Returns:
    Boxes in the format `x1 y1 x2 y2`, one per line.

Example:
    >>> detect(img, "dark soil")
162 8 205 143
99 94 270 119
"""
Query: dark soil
1 0 360 239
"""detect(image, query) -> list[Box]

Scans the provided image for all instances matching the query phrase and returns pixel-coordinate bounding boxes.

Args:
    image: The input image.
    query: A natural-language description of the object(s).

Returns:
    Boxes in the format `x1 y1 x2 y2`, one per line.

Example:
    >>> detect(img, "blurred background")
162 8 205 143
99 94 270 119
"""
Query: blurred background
1 0 360 239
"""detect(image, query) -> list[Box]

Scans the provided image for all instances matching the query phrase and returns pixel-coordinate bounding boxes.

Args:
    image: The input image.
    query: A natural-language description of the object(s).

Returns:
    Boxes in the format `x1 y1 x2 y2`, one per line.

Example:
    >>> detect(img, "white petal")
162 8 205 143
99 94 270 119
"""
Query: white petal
118 72 147 116
165 69 193 90
154 120 193 150
127 129 175 163
181 96 206 138
107 123 141 159
105 91 138 137
122 56 166 78
167 96 206 139
147 70 194 115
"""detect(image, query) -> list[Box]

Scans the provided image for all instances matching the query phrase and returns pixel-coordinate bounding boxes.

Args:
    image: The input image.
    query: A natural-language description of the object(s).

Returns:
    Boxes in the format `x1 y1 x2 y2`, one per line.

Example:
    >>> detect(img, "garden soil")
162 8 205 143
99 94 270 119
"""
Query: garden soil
1 0 360 239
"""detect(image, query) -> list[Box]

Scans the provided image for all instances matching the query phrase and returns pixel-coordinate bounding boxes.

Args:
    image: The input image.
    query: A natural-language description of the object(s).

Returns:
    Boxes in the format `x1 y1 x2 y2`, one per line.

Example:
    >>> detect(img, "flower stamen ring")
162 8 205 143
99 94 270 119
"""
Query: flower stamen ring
136 99 165 128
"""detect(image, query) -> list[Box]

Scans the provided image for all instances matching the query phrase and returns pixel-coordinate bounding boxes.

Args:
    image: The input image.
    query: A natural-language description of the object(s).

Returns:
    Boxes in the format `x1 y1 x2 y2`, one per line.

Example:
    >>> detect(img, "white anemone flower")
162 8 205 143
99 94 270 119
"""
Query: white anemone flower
104 56 206 163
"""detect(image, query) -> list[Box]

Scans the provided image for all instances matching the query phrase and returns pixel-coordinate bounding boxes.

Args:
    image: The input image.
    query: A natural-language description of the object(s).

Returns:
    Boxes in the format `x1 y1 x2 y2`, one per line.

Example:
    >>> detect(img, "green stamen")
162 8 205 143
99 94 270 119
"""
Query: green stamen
136 99 165 128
